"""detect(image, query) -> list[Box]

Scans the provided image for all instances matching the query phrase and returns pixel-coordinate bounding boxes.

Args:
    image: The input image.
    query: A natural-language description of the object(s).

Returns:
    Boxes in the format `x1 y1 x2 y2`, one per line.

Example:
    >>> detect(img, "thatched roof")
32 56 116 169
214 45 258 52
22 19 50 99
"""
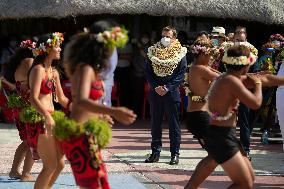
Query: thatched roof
0 0 283 25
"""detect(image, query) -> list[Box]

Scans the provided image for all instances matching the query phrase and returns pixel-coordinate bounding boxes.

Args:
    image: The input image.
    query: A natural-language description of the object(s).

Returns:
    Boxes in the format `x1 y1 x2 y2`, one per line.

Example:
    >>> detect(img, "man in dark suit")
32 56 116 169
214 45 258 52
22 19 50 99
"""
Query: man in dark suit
145 26 187 165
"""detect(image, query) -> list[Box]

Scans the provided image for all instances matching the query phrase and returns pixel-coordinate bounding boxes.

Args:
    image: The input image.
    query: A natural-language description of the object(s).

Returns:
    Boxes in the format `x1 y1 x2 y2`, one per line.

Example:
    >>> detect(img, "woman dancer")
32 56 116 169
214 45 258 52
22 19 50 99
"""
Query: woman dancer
28 33 70 189
4 40 35 181
63 29 136 188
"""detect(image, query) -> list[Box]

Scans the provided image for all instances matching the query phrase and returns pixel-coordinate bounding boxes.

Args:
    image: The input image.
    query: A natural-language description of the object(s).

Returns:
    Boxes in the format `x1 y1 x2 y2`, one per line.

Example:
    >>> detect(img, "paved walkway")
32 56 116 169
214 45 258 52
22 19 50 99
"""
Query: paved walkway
0 121 283 189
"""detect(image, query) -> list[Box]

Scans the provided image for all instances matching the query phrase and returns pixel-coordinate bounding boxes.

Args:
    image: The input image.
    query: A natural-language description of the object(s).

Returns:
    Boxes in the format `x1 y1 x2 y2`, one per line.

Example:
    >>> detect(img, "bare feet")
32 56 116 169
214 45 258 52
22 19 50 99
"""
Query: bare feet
21 174 35 182
9 171 21 179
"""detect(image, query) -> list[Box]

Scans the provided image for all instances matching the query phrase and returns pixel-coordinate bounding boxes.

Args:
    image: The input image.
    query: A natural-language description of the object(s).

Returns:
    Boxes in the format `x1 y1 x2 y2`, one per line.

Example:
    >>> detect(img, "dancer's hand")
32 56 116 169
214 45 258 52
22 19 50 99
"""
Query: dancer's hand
44 114 55 135
113 107 137 125
247 73 261 85
99 114 114 127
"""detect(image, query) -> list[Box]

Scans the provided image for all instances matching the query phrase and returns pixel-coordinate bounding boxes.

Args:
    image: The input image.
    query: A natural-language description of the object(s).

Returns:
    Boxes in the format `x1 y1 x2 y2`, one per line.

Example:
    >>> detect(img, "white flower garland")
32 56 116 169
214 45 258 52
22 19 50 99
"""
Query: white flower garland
222 52 257 65
147 42 187 77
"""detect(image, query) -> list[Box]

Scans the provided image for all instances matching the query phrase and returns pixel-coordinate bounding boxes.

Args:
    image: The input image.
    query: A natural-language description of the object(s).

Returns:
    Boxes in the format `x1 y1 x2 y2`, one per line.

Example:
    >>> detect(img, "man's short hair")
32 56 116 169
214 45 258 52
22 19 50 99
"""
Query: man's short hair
235 26 247 34
162 26 177 38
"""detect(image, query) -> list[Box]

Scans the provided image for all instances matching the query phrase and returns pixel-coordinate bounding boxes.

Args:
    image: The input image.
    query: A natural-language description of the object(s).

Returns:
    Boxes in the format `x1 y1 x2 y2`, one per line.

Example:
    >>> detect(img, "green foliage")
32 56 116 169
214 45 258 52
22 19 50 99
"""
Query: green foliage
19 106 44 124
52 111 83 141
7 94 27 108
52 111 112 148
84 118 112 149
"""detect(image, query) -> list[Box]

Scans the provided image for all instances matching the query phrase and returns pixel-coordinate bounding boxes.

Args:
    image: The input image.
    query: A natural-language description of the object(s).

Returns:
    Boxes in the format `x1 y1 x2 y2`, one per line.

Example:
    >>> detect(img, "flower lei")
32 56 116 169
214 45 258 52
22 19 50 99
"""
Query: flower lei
96 27 129 49
20 40 36 49
32 32 64 56
222 52 257 66
183 64 208 102
147 40 187 77
206 77 240 121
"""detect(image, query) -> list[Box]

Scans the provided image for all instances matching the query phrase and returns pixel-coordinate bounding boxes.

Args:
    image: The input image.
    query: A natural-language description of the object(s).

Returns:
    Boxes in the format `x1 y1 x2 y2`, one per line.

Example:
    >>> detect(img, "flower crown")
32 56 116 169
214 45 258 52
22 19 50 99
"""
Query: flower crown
191 45 212 55
270 34 284 42
96 27 128 49
222 52 257 65
191 39 213 55
20 40 36 49
32 32 64 57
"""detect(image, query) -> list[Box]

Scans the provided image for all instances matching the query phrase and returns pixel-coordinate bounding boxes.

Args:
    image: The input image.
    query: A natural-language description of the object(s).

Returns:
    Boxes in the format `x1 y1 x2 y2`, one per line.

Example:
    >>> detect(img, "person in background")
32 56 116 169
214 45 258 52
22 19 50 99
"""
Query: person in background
227 33 235 42
115 38 133 107
90 20 119 107
0 38 18 75
130 32 150 117
4 40 35 181
145 26 187 165
196 31 210 41
233 26 258 160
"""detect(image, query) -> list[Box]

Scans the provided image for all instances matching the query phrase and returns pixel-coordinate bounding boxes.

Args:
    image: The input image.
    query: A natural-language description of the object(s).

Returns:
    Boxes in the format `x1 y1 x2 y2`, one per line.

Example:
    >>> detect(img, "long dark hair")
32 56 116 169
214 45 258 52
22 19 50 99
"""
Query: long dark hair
63 33 112 78
4 48 33 83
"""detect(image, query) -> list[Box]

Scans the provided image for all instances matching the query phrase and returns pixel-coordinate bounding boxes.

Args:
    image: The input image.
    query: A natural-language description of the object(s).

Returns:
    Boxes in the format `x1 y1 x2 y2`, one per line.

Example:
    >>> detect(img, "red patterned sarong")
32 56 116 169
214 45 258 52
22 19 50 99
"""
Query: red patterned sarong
26 122 45 160
14 108 27 141
61 135 110 189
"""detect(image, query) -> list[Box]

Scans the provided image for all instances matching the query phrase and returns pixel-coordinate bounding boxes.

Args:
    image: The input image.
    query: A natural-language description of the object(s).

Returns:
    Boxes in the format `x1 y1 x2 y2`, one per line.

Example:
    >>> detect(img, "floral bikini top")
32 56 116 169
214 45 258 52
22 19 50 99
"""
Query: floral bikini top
206 78 240 121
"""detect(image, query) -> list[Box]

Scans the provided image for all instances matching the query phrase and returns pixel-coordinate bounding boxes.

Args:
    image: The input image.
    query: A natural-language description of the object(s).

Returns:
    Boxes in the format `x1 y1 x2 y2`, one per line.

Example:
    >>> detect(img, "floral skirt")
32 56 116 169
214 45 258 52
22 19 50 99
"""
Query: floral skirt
25 122 45 160
61 134 110 189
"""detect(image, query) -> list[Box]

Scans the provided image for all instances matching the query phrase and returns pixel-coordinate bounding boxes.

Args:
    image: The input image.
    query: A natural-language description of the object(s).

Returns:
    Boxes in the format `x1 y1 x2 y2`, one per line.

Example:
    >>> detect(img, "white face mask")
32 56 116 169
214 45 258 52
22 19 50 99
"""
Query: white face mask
211 38 219 46
234 41 247 46
161 37 171 47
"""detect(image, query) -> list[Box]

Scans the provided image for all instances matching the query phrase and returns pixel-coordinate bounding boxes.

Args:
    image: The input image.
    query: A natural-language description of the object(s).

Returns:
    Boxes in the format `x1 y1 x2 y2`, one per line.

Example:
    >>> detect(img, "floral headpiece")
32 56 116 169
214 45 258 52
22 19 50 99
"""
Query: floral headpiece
222 51 257 65
96 27 128 49
270 34 284 42
191 39 213 55
32 32 64 57
20 40 36 49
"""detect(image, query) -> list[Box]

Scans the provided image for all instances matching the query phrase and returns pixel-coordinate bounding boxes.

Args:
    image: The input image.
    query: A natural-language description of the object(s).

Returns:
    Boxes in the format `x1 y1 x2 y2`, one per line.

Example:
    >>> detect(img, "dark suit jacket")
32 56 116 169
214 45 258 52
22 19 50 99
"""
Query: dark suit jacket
145 56 187 102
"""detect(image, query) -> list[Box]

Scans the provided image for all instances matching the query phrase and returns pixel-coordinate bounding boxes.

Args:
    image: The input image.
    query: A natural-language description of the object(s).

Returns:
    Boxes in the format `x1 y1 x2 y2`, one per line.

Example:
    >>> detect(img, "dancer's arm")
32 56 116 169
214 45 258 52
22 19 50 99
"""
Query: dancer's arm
242 73 284 88
233 75 263 109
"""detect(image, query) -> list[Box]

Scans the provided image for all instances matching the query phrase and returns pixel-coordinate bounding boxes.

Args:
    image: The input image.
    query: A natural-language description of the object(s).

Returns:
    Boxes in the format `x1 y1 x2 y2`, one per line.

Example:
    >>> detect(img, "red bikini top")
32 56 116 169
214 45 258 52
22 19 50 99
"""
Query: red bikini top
40 74 54 94
89 80 104 101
